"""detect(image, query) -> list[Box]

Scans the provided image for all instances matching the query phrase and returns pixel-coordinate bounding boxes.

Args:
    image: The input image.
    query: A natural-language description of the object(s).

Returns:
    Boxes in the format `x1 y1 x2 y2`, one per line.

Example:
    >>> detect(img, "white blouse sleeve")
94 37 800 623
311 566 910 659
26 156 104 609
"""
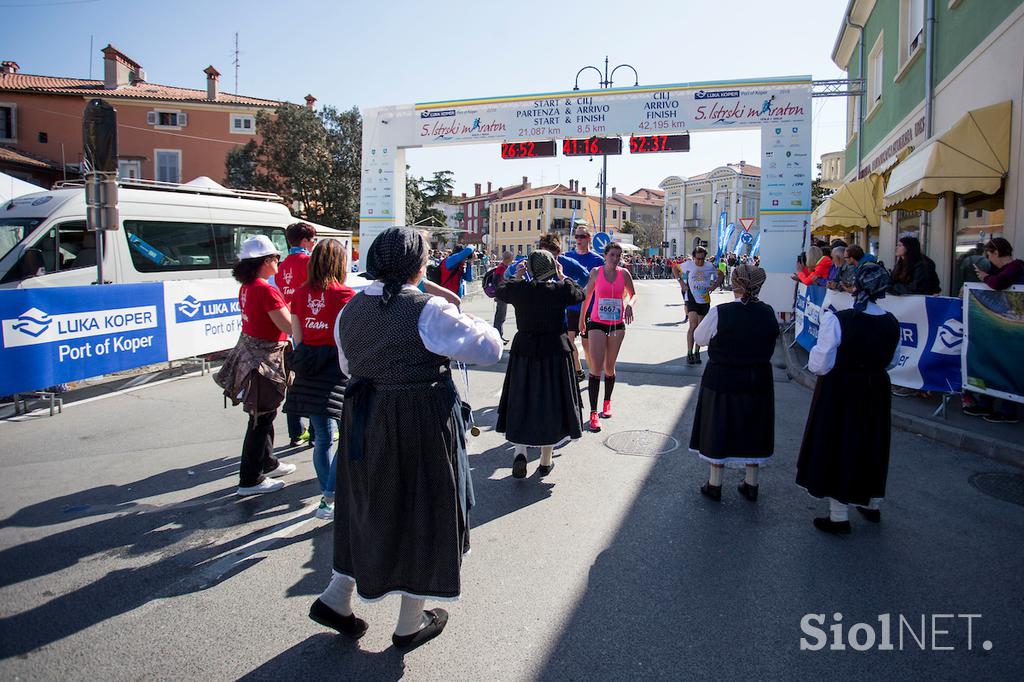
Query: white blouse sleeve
807 311 841 376
418 297 503 365
692 305 719 347
334 307 349 376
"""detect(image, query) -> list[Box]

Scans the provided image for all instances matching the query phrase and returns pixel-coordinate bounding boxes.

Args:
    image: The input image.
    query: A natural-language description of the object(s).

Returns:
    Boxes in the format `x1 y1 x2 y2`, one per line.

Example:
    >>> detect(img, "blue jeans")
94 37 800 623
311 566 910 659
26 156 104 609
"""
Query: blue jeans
308 414 338 497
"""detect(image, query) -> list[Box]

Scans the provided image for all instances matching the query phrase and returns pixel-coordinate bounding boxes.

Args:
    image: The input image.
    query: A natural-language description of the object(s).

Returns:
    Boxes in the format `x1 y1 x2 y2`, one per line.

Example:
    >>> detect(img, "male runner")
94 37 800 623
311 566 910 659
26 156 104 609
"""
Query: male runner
679 246 719 365
562 226 605 380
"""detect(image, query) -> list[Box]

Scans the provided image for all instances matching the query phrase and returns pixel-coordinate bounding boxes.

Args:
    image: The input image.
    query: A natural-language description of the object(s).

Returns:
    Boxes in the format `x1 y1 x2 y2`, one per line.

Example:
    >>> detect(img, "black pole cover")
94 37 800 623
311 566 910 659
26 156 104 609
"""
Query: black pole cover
83 99 118 173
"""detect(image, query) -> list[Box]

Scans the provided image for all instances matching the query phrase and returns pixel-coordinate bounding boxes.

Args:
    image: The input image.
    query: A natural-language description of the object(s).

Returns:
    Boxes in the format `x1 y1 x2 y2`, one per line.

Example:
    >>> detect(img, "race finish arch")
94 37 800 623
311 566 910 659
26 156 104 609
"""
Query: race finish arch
359 75 812 312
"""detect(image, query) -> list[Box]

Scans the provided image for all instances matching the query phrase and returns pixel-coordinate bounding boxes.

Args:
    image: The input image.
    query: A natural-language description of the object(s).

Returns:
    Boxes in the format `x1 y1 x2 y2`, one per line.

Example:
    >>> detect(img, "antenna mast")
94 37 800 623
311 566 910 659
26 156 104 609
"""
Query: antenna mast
233 32 240 93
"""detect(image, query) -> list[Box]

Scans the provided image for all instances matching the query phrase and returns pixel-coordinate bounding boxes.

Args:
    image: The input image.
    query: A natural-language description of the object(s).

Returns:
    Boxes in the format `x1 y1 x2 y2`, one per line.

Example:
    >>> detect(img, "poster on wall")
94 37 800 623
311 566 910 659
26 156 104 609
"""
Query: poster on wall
963 284 1024 404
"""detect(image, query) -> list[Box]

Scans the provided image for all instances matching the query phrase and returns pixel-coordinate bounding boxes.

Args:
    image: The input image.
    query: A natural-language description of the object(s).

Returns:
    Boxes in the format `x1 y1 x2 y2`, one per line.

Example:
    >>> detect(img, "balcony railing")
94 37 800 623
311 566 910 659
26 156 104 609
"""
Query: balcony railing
683 218 704 229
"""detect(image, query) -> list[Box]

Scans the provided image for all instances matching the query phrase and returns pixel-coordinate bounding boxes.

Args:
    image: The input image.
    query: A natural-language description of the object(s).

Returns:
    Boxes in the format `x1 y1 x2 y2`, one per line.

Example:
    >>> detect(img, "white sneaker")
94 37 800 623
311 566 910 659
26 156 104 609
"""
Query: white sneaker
264 462 297 477
315 497 335 520
236 478 285 496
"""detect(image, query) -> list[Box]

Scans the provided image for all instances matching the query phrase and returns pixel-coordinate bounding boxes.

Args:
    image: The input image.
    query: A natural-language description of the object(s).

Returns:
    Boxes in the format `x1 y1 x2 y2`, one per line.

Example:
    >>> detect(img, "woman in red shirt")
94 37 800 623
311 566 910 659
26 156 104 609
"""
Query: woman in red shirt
214 235 295 496
792 245 832 286
283 239 356 520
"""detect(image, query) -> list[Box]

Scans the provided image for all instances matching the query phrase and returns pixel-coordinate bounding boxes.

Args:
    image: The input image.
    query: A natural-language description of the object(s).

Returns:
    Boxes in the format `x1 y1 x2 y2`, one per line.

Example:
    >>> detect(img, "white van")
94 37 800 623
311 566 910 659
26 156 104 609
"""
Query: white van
0 177 352 289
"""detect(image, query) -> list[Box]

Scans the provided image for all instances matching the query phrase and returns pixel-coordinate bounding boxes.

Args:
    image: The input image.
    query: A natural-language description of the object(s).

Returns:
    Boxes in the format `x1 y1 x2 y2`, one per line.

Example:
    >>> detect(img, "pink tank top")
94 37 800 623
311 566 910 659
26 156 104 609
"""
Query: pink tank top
590 266 626 323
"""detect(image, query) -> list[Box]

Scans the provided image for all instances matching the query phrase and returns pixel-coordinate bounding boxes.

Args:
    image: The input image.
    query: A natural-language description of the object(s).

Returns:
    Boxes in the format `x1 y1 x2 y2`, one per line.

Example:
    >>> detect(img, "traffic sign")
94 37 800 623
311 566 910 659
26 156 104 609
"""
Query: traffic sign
739 218 755 232
740 232 754 244
592 231 611 254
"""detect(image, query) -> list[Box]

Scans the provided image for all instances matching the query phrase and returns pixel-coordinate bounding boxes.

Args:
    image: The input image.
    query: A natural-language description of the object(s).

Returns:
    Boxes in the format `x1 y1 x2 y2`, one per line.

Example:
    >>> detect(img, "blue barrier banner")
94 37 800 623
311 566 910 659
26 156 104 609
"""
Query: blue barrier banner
0 283 168 396
793 284 963 392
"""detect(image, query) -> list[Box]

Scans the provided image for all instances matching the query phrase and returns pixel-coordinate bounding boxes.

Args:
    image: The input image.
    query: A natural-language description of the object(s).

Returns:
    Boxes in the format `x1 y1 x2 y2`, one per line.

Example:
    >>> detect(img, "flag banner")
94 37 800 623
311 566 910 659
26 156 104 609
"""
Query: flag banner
793 284 963 393
963 284 1024 404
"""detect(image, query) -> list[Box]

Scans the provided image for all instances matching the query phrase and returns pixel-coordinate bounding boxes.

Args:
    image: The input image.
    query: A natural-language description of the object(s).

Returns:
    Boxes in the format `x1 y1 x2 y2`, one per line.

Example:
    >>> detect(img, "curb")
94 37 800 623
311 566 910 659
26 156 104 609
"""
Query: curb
779 328 1024 470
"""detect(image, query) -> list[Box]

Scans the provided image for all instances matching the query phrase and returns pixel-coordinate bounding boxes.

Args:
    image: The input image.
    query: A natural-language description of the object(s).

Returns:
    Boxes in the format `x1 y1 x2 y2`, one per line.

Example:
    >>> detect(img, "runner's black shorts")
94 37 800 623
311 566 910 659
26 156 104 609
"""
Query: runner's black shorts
585 319 626 335
685 300 710 317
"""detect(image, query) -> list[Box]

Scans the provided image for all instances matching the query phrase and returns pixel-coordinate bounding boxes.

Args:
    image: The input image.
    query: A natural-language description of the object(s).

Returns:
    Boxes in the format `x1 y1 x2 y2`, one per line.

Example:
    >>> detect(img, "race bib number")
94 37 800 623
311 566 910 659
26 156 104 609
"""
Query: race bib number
598 297 622 322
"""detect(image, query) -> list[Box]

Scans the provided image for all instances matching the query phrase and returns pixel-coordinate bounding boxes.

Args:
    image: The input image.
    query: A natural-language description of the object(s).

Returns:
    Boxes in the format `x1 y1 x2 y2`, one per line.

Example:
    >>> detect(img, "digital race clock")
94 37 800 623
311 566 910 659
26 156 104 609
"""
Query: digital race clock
501 141 557 159
562 137 623 157
628 134 691 154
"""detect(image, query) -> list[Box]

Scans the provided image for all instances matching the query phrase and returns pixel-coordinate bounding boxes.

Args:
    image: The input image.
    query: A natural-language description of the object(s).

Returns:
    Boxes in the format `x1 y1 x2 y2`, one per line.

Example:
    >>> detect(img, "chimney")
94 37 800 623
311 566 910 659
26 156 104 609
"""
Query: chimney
474 183 482 196
522 176 528 186
204 65 220 100
0 61 19 75
581 186 587 195
612 186 617 195
461 192 466 198
487 181 492 193
305 94 317 110
101 44 141 89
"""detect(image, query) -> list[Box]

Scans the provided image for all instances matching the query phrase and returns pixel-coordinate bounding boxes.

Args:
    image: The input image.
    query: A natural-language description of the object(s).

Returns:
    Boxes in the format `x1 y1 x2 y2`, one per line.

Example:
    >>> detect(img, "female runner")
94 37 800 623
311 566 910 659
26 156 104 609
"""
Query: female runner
578 242 637 432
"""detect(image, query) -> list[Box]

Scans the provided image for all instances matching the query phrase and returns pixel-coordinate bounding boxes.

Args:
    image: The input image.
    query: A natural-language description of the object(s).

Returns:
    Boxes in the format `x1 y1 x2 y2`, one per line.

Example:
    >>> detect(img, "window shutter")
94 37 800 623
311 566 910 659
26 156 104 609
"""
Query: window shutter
147 111 157 125
178 112 188 127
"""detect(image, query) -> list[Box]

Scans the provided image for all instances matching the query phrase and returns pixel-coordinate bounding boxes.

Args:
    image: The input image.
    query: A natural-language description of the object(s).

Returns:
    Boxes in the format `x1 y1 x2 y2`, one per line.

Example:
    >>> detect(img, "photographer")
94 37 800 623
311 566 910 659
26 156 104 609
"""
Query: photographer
438 243 477 297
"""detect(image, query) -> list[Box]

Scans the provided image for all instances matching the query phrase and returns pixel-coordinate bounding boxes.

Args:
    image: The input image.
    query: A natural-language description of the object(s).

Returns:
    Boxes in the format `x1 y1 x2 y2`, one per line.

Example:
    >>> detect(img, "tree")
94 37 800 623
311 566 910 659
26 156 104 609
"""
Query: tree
405 166 424 227
621 218 662 250
420 170 455 205
224 104 362 230
811 163 835 211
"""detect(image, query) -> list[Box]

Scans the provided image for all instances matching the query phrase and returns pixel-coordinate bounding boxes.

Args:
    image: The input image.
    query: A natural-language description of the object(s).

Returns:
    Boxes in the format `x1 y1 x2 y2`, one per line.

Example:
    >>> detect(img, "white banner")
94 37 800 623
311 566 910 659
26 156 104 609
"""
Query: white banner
163 279 242 360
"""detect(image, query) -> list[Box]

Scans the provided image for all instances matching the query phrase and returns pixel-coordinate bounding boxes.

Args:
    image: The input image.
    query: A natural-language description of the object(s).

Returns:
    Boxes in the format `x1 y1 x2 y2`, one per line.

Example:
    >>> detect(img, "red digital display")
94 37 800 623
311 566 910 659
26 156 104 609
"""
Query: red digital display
501 141 557 159
629 134 691 154
562 137 623 157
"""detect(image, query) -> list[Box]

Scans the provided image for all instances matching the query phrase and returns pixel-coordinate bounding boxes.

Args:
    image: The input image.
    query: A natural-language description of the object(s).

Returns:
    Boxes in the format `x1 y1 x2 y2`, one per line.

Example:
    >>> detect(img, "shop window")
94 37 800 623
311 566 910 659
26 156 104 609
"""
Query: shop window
952 198 1005 294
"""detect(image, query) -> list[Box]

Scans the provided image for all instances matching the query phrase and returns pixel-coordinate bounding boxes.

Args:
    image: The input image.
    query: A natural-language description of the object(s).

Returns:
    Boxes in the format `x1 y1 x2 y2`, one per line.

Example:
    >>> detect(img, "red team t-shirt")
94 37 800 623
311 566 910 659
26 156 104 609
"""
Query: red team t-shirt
275 252 310 306
240 278 288 341
292 282 356 346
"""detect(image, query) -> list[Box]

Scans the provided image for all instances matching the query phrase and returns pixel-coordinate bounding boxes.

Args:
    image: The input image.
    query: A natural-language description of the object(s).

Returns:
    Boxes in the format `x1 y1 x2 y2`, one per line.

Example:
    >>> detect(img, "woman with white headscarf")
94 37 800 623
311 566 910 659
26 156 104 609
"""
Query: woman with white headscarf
689 264 779 502
796 263 901 534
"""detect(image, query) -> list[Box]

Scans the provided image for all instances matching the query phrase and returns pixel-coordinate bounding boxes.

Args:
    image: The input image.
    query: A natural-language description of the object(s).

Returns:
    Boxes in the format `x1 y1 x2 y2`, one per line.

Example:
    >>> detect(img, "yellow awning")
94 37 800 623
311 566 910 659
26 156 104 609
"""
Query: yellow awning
812 173 885 231
883 101 1011 212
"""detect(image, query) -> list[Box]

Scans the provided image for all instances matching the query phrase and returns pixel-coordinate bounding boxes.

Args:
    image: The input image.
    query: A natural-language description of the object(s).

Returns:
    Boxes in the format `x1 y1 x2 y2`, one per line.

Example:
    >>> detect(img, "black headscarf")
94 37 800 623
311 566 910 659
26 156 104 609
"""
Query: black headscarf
853 262 890 312
365 227 428 306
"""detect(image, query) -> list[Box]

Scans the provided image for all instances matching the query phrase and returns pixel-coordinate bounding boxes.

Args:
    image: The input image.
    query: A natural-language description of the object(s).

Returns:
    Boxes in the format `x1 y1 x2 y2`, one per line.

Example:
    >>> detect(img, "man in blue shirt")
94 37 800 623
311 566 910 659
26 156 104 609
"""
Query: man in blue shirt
562 226 605 380
439 244 476 298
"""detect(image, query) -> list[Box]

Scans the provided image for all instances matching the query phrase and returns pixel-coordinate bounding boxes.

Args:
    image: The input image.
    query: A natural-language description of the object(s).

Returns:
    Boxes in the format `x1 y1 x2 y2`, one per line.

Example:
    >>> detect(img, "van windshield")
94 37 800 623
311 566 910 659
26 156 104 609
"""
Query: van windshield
0 218 43 262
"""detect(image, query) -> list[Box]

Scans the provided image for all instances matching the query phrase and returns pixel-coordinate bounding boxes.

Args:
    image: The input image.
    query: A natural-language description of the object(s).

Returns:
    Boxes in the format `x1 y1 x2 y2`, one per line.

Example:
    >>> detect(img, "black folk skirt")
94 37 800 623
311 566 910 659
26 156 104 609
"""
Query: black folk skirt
795 368 893 505
689 361 775 465
333 375 473 601
496 333 583 447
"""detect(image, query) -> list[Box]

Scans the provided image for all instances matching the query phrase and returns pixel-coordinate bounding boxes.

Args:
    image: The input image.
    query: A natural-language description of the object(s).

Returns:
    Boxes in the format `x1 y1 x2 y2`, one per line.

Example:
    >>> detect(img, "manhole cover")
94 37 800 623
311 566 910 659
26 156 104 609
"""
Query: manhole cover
969 473 1024 507
604 430 680 457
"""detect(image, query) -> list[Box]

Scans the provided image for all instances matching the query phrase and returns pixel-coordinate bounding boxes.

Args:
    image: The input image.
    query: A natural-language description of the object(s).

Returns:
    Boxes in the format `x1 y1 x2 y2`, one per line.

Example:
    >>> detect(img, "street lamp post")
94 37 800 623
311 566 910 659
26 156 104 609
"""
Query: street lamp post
572 56 639 235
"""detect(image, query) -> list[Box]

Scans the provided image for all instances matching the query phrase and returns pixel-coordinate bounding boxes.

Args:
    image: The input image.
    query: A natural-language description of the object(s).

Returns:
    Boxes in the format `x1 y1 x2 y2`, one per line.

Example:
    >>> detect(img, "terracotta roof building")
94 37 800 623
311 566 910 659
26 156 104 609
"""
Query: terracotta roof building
0 45 283 185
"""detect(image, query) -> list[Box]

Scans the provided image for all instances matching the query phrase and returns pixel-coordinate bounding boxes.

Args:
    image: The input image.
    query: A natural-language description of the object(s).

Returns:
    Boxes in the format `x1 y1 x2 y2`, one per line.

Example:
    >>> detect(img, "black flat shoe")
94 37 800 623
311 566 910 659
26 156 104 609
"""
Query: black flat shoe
694 352 702 364
686 353 696 365
576 370 586 382
308 599 368 639
700 482 722 501
813 516 852 535
855 506 881 523
512 454 528 479
738 481 759 501
392 609 448 651
537 462 554 476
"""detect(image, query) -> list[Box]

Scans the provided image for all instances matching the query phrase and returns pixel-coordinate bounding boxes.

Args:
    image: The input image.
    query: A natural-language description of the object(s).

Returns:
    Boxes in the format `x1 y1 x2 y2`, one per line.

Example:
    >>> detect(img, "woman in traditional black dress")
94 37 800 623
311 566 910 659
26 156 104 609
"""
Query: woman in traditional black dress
307 227 502 649
496 249 585 479
796 263 901 534
689 264 779 502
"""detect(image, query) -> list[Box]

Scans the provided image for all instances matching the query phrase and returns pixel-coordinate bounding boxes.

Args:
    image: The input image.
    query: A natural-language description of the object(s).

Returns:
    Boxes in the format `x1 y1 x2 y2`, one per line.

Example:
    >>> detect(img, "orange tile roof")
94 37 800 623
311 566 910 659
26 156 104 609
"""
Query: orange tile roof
0 145 57 170
632 188 665 198
614 192 664 207
0 72 281 107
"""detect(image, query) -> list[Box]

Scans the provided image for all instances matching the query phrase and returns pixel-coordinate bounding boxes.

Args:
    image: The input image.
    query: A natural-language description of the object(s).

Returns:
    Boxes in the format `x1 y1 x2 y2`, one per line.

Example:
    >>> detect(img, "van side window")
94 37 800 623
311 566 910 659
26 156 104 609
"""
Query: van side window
213 225 287 267
124 221 218 272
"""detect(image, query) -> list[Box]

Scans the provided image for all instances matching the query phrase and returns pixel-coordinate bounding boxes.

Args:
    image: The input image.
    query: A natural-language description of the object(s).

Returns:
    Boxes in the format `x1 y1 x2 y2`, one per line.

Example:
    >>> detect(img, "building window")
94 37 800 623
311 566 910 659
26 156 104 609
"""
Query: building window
38 131 48 144
867 32 884 111
518 220 522 231
899 0 925 67
147 110 188 129
692 202 700 219
517 244 523 254
0 103 15 142
518 201 523 211
118 159 142 179
230 114 255 134
612 210 617 219
527 219 532 230
154 149 181 184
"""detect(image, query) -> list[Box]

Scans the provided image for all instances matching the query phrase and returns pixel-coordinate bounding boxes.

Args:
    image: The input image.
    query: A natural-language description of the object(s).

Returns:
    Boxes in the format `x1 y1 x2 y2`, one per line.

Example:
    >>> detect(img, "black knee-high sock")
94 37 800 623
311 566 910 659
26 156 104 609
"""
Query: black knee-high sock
588 375 601 412
604 375 616 402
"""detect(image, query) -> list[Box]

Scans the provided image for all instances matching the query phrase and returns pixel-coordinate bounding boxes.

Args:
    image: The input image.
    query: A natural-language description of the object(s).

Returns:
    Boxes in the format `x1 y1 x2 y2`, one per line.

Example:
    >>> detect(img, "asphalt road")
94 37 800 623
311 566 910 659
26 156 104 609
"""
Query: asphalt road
0 280 1021 681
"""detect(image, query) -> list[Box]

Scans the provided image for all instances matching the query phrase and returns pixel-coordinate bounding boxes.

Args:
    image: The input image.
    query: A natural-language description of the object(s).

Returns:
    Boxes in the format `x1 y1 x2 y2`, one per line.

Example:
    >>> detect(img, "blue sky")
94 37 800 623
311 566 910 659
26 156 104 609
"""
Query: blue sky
3 0 851 195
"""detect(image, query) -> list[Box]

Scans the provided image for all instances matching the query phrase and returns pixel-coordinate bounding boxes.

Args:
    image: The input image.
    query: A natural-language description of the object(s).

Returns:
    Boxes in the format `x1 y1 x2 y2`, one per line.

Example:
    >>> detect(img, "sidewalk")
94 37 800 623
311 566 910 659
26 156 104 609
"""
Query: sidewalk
781 327 1024 468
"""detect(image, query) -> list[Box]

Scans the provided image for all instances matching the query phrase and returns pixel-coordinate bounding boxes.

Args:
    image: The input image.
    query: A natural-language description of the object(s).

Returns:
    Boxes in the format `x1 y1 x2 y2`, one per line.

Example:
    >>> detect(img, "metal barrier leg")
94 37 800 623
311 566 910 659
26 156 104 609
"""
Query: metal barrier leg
932 394 951 420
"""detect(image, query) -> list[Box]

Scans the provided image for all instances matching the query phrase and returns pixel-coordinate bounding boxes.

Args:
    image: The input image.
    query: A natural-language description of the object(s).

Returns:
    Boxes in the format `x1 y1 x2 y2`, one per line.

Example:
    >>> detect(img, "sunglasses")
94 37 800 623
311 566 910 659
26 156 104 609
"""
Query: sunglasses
575 234 590 240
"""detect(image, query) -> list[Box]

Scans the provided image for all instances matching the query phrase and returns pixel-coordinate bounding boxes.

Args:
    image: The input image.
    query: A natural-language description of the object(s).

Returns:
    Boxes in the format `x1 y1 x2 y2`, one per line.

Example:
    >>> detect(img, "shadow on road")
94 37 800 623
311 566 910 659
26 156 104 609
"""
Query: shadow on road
0 454 320 659
238 633 406 681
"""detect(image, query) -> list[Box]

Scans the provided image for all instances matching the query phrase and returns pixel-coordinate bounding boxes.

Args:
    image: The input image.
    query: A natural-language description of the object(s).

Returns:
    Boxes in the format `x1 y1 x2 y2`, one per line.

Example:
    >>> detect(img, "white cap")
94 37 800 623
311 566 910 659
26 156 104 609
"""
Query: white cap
238 235 278 260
